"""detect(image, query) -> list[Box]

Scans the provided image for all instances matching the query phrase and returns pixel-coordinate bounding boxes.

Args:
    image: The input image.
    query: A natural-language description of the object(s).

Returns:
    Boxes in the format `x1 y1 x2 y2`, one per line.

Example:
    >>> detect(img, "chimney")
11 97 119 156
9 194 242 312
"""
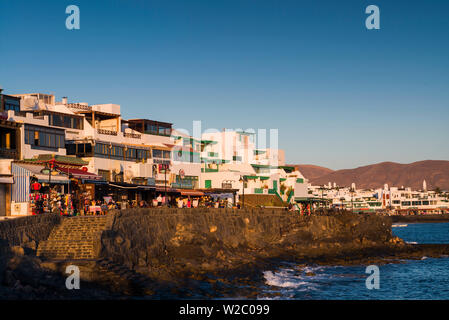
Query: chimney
62 97 68 104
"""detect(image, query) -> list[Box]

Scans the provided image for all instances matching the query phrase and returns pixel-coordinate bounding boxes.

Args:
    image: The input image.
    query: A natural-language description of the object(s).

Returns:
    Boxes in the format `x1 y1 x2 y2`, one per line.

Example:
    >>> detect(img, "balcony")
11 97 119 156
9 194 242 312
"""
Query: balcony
97 128 118 136
67 103 91 111
124 132 141 139
0 148 19 160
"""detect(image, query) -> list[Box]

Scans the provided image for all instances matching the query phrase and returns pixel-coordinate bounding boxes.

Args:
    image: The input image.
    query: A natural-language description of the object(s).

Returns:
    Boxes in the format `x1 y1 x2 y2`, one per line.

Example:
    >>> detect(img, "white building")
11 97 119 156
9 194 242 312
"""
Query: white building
200 129 307 204
377 185 448 212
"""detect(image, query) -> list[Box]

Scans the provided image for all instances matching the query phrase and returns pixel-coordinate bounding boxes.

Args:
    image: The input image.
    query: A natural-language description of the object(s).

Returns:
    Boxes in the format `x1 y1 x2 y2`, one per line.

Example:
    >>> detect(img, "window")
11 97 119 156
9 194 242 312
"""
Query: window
4 103 20 112
152 149 163 158
152 149 170 159
98 170 111 181
4 97 20 112
66 144 76 155
34 131 40 146
136 149 148 160
24 124 65 149
49 113 83 130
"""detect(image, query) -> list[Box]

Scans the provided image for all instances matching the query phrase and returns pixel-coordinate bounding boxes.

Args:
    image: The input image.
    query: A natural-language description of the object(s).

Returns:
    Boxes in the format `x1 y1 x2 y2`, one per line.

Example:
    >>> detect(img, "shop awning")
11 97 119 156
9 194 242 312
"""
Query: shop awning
57 167 103 181
109 182 155 190
155 186 179 193
14 163 69 184
207 193 233 199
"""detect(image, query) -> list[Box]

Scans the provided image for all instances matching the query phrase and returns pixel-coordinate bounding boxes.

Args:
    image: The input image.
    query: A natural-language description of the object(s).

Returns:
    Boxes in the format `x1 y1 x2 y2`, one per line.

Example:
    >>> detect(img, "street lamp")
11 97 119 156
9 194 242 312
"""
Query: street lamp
40 159 56 213
239 175 247 209
163 163 169 206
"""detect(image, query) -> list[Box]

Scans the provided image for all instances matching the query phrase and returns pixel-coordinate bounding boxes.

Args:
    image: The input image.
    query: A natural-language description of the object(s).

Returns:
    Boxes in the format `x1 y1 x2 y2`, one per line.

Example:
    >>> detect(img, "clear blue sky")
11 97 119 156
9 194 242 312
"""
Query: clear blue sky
1 0 448 170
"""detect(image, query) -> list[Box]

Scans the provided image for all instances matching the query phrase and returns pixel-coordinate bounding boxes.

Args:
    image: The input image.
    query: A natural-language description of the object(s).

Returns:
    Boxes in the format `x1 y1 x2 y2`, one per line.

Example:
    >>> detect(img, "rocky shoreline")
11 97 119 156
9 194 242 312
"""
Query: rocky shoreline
1 210 449 299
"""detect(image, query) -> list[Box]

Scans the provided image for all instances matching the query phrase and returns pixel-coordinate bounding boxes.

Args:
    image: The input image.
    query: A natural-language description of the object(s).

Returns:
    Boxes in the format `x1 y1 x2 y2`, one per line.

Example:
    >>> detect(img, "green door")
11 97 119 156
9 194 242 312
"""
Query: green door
205 180 212 188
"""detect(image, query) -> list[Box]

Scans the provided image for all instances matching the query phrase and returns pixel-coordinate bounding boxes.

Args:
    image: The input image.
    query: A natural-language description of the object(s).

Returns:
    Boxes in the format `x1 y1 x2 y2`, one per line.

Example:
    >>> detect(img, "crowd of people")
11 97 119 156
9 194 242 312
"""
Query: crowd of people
31 191 247 216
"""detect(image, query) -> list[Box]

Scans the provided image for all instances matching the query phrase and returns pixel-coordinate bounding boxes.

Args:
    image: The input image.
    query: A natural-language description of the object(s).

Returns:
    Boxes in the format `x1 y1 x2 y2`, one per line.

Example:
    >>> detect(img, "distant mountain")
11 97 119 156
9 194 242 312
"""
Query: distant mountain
287 164 334 180
304 160 449 191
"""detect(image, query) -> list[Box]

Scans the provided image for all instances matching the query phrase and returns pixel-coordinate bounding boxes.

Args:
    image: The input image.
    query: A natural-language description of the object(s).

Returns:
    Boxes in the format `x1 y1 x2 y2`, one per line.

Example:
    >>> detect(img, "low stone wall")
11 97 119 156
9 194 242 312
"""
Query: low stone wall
0 214 61 249
100 208 393 279
0 214 62 292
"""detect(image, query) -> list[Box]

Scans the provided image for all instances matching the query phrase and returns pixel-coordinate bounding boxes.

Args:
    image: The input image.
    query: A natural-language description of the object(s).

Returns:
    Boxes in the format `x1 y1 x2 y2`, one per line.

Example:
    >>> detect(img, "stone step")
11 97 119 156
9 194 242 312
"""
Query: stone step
51 226 106 229
38 253 95 260
37 216 110 261
48 233 100 239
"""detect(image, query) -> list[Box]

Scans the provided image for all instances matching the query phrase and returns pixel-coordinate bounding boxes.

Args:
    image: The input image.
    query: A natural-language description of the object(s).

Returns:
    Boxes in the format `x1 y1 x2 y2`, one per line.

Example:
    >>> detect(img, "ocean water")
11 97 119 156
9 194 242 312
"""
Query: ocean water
259 222 449 300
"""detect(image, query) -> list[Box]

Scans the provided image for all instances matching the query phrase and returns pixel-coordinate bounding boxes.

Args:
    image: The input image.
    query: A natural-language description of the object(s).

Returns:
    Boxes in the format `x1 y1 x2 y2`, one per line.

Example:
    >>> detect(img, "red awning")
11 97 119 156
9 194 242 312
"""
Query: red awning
57 167 103 180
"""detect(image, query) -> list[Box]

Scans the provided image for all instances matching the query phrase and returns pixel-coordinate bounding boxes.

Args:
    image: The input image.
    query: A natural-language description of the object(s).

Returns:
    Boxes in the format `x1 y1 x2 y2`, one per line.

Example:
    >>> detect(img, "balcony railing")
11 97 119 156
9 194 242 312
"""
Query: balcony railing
97 129 118 136
0 148 19 160
124 132 141 139
67 103 91 111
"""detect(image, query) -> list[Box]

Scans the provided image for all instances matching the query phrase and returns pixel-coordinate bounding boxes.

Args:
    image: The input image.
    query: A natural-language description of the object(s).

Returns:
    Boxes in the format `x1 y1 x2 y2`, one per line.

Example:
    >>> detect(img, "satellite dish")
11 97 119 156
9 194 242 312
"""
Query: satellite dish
112 161 122 174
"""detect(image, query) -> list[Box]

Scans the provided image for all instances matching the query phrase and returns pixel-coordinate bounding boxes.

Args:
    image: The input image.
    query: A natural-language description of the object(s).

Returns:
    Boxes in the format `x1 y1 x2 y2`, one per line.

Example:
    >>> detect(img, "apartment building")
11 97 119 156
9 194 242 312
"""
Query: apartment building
199 129 306 204
0 88 22 215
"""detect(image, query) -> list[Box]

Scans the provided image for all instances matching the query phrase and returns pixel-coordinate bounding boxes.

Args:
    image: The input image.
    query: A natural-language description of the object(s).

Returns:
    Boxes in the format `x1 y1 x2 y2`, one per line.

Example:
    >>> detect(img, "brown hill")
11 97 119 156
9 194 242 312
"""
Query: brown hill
309 160 449 191
287 164 334 180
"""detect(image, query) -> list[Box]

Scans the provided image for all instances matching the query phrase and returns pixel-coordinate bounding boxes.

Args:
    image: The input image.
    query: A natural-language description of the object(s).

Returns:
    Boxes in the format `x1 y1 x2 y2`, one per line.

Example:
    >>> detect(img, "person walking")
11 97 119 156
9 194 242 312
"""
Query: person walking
157 194 162 206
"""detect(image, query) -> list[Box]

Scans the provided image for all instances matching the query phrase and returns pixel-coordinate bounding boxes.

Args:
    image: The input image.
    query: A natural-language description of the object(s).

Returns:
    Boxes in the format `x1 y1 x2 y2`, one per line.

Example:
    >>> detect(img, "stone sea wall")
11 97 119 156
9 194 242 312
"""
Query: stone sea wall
0 214 61 250
0 214 62 293
100 208 394 278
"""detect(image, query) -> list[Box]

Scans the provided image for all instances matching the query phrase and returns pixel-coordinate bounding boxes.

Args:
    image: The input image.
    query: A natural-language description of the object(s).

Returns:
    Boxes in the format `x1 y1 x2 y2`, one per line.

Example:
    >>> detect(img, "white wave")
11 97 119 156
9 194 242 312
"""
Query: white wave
406 241 418 244
303 266 324 273
263 270 309 289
